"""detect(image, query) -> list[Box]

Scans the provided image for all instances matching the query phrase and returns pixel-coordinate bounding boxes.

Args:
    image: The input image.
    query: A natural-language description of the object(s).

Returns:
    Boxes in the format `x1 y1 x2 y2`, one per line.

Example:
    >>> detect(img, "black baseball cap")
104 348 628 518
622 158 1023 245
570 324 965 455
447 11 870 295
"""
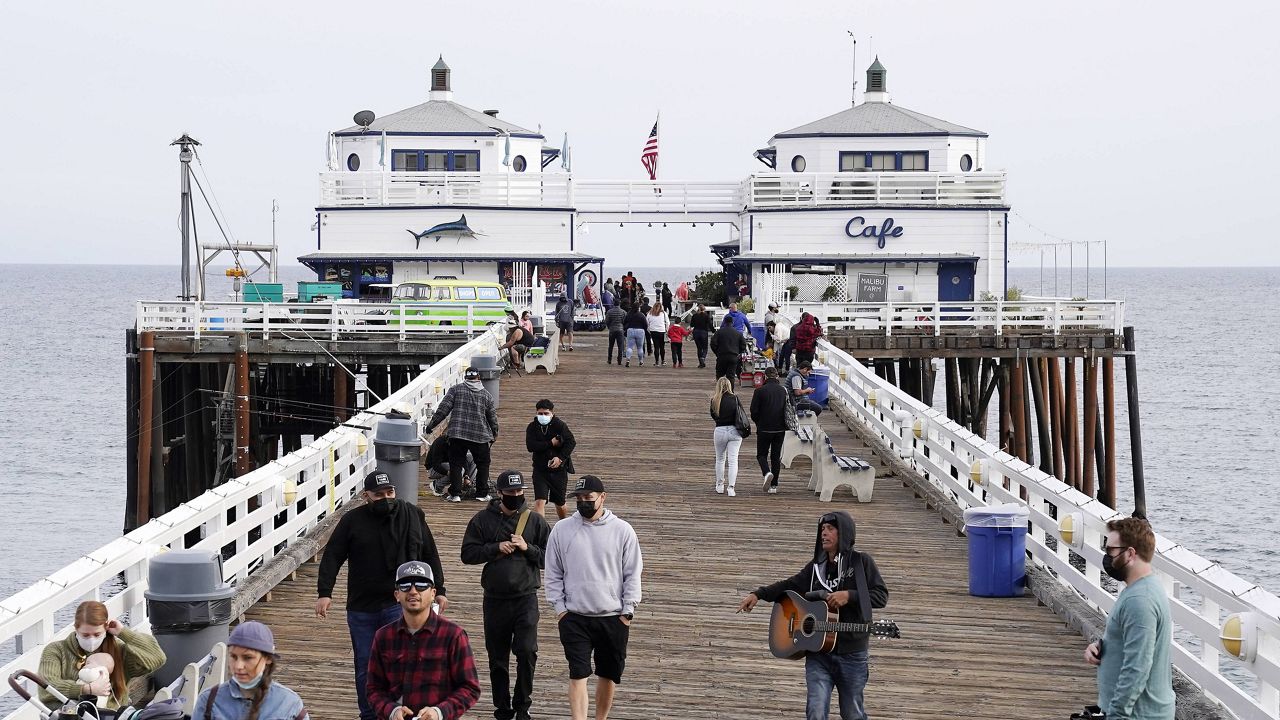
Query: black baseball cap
572 475 606 496
364 471 394 492
464 367 480 380
495 469 525 492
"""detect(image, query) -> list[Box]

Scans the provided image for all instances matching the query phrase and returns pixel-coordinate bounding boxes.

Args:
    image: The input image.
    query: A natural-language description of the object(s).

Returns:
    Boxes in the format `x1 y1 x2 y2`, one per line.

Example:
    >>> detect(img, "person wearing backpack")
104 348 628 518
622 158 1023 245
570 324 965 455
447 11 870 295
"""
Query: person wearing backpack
191 621 308 720
709 377 744 496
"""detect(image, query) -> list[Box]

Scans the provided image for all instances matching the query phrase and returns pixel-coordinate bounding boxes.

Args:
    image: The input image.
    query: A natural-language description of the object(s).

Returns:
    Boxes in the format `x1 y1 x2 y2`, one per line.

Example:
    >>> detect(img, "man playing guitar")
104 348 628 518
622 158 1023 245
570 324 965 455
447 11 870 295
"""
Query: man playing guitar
739 511 888 720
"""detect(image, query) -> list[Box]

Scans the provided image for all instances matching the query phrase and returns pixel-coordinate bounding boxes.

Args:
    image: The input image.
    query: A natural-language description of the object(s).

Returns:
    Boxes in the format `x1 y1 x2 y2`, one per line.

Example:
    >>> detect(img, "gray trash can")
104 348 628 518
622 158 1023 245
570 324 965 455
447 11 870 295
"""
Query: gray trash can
470 354 502 409
375 410 422 501
145 549 235 687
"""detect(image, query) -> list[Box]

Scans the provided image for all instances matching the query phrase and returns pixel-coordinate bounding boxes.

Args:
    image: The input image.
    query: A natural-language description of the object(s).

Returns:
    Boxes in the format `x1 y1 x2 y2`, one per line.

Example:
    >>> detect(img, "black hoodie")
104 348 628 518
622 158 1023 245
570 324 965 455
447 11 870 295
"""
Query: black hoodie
318 499 447 611
754 511 888 654
460 501 552 599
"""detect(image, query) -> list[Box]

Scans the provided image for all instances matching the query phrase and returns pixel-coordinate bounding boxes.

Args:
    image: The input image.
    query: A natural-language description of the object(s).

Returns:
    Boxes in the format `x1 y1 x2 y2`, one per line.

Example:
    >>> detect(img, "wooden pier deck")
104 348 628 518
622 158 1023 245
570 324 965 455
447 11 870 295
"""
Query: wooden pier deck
244 341 1097 719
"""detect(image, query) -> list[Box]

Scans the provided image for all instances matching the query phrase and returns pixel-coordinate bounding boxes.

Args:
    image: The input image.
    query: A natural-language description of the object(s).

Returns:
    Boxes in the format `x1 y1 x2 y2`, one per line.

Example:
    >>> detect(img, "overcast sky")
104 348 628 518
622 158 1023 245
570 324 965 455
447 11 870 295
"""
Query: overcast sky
2 0 1278 270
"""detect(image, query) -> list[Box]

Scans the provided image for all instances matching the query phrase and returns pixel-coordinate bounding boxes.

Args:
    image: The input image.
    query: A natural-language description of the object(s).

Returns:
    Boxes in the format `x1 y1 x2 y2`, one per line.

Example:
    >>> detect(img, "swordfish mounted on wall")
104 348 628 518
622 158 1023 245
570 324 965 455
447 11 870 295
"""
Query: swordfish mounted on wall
406 214 485 248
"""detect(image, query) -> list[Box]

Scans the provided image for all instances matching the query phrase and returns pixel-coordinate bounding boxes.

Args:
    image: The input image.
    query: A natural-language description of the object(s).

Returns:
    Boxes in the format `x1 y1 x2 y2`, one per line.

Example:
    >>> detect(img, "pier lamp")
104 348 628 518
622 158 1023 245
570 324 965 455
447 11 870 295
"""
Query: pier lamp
838 366 847 381
1058 512 1084 547
969 459 987 485
1220 612 1259 662
913 418 926 439
356 434 369 456
867 389 878 406
282 478 298 505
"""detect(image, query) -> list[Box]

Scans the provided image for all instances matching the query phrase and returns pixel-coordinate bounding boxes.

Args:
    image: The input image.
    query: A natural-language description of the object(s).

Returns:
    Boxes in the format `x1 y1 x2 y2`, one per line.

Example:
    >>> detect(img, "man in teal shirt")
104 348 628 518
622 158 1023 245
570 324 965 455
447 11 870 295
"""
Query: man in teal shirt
1084 517 1175 719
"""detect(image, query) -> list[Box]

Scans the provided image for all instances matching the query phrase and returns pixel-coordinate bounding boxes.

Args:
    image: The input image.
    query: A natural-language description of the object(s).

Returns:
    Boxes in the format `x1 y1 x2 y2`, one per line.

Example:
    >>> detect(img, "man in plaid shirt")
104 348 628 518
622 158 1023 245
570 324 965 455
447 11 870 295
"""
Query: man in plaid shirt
425 367 499 503
368 562 480 720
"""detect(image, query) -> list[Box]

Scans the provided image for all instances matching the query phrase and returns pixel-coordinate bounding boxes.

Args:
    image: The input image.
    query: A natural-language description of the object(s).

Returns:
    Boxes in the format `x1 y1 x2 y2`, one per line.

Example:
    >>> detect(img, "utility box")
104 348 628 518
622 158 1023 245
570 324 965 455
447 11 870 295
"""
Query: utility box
297 281 344 302
375 410 422 501
243 282 284 303
145 549 235 687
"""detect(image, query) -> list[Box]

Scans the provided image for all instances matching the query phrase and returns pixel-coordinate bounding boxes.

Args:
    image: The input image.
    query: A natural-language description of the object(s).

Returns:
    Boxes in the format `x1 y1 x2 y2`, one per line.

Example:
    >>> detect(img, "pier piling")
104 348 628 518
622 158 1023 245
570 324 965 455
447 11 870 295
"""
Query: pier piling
136 331 155 528
234 333 252 477
1103 356 1117 508
1122 327 1147 518
1083 356 1098 499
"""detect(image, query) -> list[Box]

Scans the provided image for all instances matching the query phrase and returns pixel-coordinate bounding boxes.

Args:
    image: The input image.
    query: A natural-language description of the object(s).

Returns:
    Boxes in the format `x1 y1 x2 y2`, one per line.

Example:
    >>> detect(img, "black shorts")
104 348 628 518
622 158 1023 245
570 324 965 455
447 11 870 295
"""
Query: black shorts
532 469 569 506
558 612 630 683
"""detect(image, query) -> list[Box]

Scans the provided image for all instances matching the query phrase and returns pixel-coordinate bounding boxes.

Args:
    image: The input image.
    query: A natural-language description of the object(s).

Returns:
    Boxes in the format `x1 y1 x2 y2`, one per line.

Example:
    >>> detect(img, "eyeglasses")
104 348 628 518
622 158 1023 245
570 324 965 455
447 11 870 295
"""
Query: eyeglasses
1103 545 1131 557
396 581 433 592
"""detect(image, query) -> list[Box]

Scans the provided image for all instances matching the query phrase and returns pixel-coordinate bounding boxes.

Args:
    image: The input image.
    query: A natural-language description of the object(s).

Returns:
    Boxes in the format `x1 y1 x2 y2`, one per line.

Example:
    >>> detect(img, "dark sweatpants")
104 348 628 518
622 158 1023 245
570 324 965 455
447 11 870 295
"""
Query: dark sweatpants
693 329 710 365
670 342 683 366
484 594 539 720
715 356 739 385
757 430 784 486
607 330 625 363
450 438 491 497
649 331 666 364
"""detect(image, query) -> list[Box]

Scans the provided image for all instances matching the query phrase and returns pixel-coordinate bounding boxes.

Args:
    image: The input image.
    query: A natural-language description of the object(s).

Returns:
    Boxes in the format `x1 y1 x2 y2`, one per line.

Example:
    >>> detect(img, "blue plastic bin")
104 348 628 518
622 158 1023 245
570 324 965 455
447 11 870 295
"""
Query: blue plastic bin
963 504 1029 597
807 368 831 406
749 323 767 350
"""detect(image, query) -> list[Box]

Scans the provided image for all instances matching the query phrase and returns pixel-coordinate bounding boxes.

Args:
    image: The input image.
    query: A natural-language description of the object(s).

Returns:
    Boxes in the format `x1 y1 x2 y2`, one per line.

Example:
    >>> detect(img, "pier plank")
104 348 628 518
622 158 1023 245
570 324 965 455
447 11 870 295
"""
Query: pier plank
246 341 1096 718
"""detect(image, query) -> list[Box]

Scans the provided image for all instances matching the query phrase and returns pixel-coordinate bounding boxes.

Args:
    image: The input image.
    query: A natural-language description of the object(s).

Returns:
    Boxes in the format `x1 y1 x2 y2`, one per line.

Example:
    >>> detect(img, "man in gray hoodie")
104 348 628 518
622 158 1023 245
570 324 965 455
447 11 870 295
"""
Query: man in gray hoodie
544 475 643 720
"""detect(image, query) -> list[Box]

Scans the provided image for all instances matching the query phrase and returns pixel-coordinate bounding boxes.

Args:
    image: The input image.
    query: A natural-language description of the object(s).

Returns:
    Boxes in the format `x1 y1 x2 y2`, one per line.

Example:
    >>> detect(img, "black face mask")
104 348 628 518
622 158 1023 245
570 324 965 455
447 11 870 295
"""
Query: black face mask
576 500 598 519
1102 551 1129 582
502 494 526 511
370 498 396 517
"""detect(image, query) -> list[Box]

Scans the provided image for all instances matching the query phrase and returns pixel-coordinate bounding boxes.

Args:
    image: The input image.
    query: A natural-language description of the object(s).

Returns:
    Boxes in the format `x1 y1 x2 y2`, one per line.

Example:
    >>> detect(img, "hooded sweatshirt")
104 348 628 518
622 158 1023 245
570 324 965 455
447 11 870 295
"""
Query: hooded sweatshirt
460 501 552 599
318 499 448 610
544 509 643 617
754 511 888 654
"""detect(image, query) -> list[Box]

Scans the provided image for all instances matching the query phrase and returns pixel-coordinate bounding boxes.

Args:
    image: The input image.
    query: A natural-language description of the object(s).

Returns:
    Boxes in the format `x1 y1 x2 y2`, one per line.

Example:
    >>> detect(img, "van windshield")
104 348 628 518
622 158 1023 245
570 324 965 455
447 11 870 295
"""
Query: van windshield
394 285 426 299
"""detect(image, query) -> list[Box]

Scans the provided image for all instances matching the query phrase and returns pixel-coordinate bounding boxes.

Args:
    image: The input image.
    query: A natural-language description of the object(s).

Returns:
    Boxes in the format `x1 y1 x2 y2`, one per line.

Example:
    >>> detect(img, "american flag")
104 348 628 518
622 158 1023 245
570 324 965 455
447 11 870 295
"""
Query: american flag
640 116 659 180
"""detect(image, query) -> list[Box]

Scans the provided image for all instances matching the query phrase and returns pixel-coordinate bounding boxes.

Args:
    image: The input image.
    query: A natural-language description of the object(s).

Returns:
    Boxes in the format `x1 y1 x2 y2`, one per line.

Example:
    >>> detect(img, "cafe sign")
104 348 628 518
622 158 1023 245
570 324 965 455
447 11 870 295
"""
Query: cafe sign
845 216 904 248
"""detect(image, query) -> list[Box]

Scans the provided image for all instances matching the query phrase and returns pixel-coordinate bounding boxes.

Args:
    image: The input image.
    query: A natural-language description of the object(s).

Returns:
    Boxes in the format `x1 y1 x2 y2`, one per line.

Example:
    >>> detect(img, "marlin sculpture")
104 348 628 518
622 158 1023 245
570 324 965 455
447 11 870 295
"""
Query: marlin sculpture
406 214 483 248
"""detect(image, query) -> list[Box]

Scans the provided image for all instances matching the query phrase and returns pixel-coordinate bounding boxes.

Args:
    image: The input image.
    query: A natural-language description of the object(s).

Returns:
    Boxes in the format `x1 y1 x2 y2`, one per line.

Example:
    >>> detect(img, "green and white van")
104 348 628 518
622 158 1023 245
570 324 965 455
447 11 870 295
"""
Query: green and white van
387 280 510 326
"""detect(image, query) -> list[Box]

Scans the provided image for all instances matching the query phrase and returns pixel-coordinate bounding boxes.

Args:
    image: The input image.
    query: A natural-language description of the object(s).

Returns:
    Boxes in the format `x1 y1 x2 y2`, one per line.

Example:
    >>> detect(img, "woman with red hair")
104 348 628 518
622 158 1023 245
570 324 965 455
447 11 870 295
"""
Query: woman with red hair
38 599 166 711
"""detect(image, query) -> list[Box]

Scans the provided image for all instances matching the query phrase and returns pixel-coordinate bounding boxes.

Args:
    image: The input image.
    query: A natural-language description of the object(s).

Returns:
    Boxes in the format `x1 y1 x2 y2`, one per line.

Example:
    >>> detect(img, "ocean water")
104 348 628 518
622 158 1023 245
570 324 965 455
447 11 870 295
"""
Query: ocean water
0 265 1276 603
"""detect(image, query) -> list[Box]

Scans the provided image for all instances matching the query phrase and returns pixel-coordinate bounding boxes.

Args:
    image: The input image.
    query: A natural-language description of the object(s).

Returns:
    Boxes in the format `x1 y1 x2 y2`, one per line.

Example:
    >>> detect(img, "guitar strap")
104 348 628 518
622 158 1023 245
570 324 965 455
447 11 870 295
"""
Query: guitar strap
514 509 531 538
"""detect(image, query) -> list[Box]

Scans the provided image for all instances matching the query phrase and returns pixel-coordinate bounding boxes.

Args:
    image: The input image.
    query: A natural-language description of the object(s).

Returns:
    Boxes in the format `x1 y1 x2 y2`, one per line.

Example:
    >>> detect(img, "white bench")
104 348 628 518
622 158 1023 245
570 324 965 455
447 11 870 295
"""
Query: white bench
813 437 876 503
781 424 823 470
524 324 560 375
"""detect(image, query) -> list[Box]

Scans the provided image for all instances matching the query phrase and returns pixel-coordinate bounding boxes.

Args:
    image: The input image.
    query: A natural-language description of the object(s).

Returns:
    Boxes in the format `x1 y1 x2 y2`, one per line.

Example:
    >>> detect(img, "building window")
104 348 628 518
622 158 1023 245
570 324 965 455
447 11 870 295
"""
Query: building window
512 155 527 172
346 153 360 171
960 153 973 172
391 150 481 172
839 151 929 172
791 155 806 172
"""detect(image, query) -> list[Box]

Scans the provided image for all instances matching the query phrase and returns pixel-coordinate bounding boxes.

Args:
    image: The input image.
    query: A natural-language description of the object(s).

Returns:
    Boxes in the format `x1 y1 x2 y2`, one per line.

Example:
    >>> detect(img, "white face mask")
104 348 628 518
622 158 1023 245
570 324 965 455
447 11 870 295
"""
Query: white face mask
78 634 105 653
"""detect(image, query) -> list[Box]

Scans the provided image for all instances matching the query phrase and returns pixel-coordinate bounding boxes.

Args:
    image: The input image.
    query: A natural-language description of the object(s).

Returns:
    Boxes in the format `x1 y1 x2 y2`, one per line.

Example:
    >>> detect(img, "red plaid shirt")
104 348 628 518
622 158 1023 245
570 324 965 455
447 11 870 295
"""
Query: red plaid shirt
367 613 480 720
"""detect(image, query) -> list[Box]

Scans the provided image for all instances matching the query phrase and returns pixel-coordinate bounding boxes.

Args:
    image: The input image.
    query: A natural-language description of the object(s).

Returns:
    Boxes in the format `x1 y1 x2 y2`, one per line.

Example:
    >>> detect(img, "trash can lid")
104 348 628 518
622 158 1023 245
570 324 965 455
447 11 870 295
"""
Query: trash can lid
145 550 235 601
469 354 499 371
963 503 1030 527
374 415 419 446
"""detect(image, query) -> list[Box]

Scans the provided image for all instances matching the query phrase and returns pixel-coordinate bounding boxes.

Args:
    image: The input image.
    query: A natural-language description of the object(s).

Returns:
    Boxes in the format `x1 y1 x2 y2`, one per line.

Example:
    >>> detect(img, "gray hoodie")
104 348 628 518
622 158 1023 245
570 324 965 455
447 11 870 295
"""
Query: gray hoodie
544 508 643 617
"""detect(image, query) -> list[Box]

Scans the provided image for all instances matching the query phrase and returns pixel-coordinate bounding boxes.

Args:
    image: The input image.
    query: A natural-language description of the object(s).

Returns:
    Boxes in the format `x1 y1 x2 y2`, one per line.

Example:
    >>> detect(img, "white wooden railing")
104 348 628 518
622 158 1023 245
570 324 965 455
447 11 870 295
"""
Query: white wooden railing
136 301 497 338
779 300 1125 336
317 171 1004 212
808 331 1280 719
748 171 1006 207
0 327 506 719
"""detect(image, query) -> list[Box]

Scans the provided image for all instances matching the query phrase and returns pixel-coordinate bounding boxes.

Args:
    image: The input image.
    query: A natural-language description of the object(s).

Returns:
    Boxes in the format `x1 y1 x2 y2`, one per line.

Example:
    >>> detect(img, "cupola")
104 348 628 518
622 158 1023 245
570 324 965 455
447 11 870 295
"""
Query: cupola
430 56 453 101
864 56 890 104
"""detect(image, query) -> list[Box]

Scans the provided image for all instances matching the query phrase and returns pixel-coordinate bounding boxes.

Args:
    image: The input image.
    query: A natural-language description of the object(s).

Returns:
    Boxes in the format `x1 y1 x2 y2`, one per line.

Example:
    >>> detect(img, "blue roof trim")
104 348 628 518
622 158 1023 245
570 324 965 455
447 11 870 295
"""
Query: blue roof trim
317 205 575 213
299 254 603 266
726 255 978 265
335 131 544 139
772 131 988 139
747 205 1009 214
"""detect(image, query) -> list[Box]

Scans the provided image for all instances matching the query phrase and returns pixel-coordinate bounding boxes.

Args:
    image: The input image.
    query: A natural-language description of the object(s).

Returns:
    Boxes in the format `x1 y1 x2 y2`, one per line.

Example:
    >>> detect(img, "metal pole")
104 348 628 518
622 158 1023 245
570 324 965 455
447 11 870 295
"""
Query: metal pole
1122 327 1147 518
172 134 200 300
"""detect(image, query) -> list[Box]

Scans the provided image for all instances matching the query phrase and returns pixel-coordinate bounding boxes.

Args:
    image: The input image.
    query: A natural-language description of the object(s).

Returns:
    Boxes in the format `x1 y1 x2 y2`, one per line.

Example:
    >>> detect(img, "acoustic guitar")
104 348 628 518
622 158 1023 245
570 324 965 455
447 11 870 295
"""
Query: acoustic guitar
769 590 901 659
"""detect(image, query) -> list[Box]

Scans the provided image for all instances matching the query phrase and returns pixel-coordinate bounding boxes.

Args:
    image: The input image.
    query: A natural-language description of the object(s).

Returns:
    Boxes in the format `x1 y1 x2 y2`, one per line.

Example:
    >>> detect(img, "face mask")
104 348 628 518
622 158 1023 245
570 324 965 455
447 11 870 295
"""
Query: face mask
233 669 265 691
1102 551 1129 582
466 380 484 391
78 635 105 653
370 498 395 517
502 494 526 511
577 500 598 519
536 414 552 425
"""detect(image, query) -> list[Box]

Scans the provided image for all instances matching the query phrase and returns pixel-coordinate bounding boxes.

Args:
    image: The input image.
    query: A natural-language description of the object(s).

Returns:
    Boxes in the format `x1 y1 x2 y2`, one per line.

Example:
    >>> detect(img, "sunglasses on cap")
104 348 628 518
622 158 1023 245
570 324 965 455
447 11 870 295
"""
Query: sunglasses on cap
396 581 434 592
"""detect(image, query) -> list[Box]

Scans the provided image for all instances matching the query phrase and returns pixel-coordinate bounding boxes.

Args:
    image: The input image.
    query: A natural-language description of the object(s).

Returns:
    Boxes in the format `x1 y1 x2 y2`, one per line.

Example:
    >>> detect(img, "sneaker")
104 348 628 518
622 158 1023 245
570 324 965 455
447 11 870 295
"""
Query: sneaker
767 486 778 495
762 472 774 492
475 494 492 502
639 361 644 366
727 486 736 497
625 360 630 367
447 495 462 503
607 359 612 365
715 483 724 494
567 346 574 351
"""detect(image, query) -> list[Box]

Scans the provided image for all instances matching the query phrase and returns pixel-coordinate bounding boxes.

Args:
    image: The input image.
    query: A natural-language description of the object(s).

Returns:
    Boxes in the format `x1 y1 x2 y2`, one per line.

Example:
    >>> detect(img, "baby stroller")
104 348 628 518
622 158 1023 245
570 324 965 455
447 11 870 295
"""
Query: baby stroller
7 670 186 720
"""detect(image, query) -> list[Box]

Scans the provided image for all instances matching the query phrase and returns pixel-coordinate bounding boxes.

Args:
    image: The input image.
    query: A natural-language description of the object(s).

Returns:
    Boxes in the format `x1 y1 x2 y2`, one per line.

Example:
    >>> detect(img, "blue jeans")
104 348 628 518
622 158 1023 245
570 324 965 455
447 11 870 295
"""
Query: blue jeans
348 604 403 720
626 328 646 363
805 650 869 720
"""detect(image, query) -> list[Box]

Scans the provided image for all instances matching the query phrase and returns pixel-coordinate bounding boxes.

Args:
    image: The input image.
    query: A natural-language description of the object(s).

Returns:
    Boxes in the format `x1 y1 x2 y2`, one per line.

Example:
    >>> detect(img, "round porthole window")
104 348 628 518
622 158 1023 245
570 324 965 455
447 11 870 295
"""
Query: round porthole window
960 154 973 172
791 155 807 172
951 276 961 285
513 155 527 172
347 153 360 171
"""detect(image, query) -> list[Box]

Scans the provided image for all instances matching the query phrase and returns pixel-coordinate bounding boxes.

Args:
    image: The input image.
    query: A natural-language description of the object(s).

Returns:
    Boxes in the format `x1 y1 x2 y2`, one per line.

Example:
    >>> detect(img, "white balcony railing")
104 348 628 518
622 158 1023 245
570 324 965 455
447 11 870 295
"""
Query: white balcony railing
783 300 1124 336
136 301 496 339
317 171 1006 212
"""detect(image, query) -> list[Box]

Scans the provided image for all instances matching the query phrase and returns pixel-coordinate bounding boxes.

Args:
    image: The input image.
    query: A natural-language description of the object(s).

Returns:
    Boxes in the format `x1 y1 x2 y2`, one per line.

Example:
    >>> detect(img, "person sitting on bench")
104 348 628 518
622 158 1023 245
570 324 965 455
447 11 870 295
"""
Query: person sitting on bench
786 362 824 416
501 318 535 368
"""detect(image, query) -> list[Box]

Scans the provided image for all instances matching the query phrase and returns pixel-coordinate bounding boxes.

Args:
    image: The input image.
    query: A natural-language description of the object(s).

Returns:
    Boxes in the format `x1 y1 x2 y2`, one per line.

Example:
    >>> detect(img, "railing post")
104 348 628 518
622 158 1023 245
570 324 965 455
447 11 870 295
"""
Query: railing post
882 304 891 337
995 300 1003 336
1053 300 1062 334
933 303 941 337
934 174 941 205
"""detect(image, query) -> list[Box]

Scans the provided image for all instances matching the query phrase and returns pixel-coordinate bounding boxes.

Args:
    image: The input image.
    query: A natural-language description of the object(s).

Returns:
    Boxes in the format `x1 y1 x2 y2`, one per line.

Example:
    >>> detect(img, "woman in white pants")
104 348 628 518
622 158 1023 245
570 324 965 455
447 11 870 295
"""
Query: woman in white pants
709 377 743 496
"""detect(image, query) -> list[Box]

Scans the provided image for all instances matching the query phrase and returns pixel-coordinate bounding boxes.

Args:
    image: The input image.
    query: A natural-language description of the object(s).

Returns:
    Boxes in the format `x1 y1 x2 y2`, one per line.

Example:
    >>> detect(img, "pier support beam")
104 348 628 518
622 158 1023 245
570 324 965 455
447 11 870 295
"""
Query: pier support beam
1048 357 1066 482
136 331 155 527
1122 327 1147 518
334 366 350 424
1102 356 1117 509
1029 358 1053 474
1083 356 1098 499
235 333 253 477
1065 357 1080 490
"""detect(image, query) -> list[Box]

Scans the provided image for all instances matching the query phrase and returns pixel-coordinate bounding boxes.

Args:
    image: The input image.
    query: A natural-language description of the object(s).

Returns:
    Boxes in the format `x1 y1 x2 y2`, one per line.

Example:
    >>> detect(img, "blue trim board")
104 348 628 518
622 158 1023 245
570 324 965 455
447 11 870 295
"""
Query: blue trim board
726 255 977 265
748 205 1010 214
316 205 575 213
773 131 987 139
838 150 929 172
335 131 544 139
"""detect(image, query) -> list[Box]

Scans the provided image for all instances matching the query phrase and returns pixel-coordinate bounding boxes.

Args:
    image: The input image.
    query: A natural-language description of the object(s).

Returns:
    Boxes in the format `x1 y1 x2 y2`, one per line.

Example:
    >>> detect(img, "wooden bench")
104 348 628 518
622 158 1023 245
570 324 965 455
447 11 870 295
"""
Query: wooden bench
813 437 875 503
523 325 560 375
